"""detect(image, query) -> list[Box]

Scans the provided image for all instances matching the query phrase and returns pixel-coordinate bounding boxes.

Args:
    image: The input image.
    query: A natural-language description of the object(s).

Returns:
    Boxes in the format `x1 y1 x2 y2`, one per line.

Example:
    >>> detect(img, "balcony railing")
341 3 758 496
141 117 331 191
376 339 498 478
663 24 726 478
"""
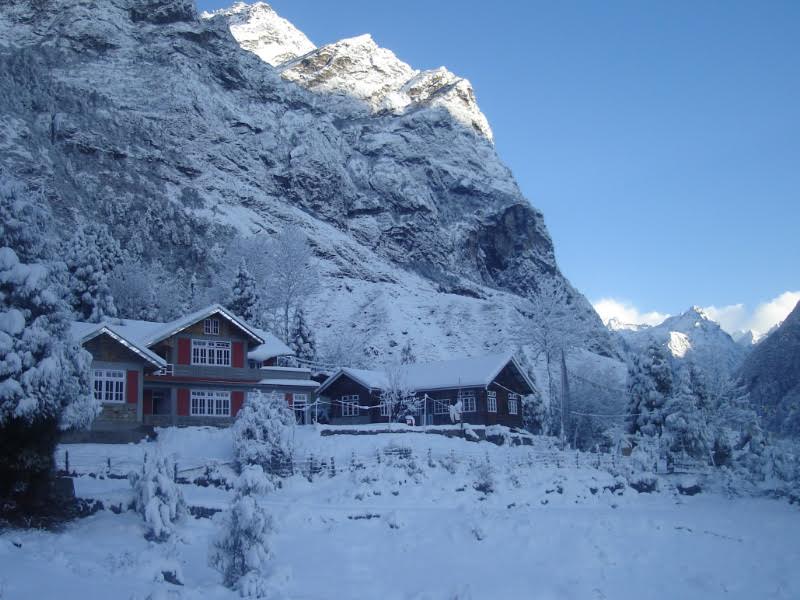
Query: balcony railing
153 363 174 376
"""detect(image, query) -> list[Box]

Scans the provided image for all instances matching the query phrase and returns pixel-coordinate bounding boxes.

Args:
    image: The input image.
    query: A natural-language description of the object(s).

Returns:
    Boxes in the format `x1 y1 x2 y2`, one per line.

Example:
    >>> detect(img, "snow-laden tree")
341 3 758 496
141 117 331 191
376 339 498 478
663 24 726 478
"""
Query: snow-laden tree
515 280 583 441
626 340 672 438
710 380 765 470
63 223 122 322
400 339 416 364
209 465 276 596
521 393 549 435
261 227 319 343
229 258 259 323
233 391 296 475
0 177 98 512
379 363 421 422
129 452 186 541
662 367 713 463
108 259 159 321
289 306 316 363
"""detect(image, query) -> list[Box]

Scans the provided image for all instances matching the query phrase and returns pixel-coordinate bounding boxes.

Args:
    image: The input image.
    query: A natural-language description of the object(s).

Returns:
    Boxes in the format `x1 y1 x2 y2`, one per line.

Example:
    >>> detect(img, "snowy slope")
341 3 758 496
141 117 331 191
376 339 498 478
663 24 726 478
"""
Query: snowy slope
737 300 800 435
0 0 614 371
614 307 746 375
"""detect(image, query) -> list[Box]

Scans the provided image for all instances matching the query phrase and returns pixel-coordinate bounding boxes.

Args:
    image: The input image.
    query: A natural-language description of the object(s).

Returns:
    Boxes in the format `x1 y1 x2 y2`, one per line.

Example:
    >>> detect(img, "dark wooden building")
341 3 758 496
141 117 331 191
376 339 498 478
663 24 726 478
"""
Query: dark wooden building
317 353 536 428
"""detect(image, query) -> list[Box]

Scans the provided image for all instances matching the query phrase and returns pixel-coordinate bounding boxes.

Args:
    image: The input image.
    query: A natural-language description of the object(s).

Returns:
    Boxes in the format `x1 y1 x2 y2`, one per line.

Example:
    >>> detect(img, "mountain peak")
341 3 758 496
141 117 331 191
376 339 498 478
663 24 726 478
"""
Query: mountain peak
202 1 315 66
211 2 493 140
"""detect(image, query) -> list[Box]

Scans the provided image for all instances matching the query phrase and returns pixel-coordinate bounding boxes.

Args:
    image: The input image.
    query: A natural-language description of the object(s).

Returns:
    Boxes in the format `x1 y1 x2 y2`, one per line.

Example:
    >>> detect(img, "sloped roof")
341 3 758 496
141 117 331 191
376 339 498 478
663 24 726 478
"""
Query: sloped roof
69 321 167 368
248 327 293 361
145 304 265 346
71 304 294 365
318 352 536 396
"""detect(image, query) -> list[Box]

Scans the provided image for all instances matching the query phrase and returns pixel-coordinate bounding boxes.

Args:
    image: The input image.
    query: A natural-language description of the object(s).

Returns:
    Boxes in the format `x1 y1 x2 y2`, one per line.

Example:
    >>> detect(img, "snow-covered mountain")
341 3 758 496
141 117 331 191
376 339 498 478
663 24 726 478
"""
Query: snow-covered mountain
613 307 746 375
205 2 493 140
0 0 614 368
737 300 800 435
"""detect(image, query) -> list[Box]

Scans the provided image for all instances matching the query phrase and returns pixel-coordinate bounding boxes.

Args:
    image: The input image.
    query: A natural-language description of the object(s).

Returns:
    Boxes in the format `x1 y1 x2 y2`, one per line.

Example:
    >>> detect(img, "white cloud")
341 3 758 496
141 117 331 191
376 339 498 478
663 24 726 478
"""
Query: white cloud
592 298 669 327
703 291 800 338
593 290 800 339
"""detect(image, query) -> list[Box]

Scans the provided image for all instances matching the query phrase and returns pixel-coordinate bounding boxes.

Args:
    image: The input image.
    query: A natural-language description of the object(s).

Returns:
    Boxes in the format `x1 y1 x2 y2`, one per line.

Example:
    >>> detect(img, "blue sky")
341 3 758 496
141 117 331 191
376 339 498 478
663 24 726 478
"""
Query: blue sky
196 1 799 332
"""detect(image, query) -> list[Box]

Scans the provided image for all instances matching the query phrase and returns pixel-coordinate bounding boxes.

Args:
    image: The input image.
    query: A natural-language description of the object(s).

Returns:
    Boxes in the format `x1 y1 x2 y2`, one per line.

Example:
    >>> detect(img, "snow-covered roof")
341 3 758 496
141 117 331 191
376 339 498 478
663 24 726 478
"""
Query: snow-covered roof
248 327 293 361
71 304 290 366
69 322 167 369
257 378 320 388
318 353 535 396
146 304 265 346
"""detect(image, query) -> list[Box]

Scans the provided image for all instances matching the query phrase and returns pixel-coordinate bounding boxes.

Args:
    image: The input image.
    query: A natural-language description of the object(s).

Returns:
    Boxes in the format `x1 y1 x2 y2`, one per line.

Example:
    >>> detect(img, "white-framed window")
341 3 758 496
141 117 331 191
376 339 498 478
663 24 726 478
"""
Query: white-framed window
191 339 231 366
341 395 359 417
458 390 476 413
487 390 497 413
93 369 125 403
293 393 308 409
190 389 230 417
508 393 519 415
380 401 391 417
204 318 220 335
433 398 451 415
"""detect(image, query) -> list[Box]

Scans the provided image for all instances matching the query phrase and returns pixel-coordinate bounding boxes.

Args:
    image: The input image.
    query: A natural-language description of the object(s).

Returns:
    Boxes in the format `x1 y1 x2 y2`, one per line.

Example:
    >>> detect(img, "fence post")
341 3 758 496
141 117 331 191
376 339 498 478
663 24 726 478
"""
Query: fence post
330 456 336 478
65 450 69 474
173 462 178 483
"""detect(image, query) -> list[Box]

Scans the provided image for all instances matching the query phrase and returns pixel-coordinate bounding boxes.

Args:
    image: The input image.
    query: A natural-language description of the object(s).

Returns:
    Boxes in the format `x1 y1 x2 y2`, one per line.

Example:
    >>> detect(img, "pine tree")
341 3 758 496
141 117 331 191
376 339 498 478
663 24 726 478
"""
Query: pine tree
0 178 98 513
289 307 316 362
626 340 672 438
400 339 416 364
232 391 296 474
229 259 259 322
63 223 122 322
129 453 186 541
662 367 712 462
209 465 275 596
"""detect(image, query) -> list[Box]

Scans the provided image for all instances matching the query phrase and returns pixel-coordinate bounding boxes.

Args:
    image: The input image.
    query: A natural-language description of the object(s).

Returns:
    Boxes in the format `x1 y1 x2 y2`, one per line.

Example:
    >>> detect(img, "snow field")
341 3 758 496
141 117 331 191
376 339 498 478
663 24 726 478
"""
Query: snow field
2 427 797 599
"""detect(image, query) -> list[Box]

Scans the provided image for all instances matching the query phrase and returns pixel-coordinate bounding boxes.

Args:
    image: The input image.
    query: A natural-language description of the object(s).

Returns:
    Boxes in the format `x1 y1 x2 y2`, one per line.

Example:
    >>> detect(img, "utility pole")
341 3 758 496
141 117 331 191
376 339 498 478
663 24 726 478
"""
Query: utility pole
560 348 570 449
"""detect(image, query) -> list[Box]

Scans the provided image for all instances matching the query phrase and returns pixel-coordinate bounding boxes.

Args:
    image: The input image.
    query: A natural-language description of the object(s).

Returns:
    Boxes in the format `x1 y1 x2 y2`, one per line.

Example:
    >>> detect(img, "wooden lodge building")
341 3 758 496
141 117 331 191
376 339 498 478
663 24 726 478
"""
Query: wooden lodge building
70 304 319 436
317 353 536 428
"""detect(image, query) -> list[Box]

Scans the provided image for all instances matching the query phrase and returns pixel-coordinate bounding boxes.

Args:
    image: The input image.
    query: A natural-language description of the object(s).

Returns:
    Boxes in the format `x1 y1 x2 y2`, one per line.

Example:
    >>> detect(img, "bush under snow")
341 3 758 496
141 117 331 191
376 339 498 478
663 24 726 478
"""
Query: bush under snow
129 453 186 541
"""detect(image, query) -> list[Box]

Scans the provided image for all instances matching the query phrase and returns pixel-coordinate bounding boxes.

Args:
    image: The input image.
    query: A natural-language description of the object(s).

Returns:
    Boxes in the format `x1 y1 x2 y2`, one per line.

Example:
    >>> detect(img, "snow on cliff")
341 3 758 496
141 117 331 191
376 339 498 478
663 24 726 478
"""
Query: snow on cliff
0 0 614 369
205 3 494 140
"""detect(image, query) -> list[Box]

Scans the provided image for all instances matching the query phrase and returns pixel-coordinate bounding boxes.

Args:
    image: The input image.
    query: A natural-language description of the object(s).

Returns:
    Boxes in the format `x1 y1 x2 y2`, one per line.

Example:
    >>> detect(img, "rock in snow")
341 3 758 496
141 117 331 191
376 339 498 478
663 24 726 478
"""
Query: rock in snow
0 0 614 364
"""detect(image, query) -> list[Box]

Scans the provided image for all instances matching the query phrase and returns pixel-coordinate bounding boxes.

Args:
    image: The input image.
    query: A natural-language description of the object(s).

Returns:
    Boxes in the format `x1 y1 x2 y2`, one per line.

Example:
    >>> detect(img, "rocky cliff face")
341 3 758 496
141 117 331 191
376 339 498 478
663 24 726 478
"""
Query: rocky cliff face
0 0 613 363
737 301 800 435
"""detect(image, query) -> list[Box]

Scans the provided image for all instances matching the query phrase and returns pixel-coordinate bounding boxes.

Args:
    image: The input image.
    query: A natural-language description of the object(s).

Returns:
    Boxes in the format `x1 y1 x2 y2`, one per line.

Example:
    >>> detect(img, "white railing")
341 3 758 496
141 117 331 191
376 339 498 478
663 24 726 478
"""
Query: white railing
153 363 174 376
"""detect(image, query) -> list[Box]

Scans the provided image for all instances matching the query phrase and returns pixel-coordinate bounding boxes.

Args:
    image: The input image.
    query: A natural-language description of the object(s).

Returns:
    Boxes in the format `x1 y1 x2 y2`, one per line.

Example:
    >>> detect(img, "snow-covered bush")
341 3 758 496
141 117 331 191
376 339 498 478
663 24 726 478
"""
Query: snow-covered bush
472 457 496 494
129 453 186 541
209 465 278 596
0 176 98 513
233 391 296 475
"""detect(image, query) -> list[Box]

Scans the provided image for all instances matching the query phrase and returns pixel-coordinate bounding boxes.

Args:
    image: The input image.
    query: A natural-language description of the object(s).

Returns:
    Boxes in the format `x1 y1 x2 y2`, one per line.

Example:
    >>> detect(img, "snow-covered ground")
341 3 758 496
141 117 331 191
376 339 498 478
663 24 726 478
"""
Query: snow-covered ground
2 427 799 599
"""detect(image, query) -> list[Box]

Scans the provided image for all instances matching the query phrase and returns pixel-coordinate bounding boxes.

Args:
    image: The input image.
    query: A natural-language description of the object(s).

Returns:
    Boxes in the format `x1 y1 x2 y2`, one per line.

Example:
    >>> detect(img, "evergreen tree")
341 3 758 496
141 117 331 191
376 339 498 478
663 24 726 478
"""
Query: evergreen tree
129 453 186 541
232 391 296 474
209 465 276 596
289 306 316 362
0 178 98 514
627 340 672 437
63 223 122 322
400 338 416 364
229 258 259 322
662 367 712 462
